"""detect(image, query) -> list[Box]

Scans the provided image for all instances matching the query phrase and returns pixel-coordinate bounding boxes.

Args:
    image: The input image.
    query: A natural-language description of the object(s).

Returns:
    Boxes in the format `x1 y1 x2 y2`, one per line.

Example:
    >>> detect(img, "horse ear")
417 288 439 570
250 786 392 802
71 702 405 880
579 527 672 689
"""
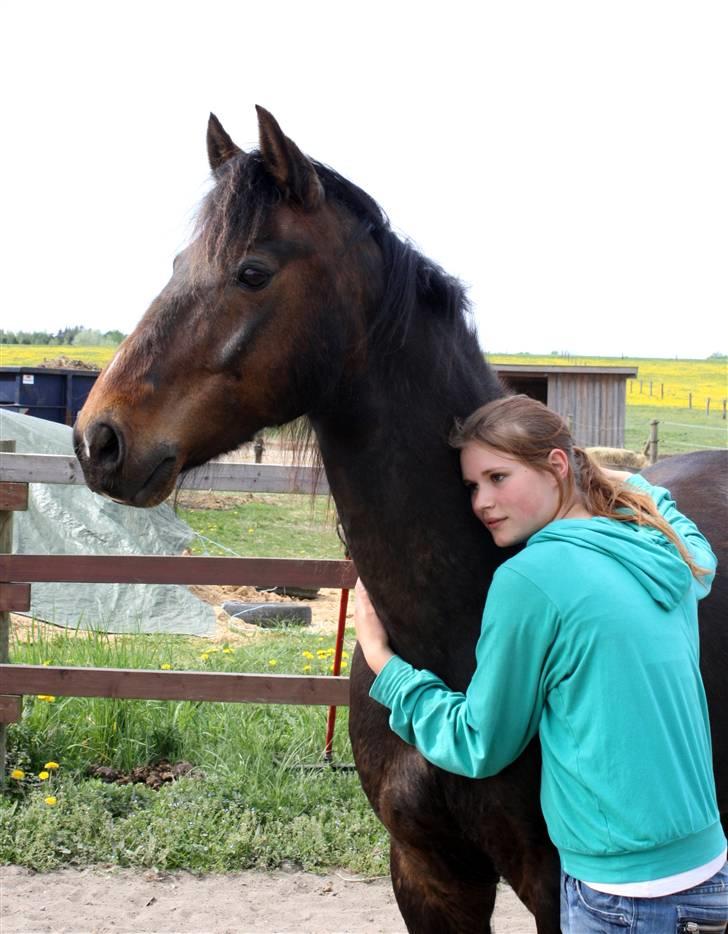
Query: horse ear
207 113 243 172
255 105 323 210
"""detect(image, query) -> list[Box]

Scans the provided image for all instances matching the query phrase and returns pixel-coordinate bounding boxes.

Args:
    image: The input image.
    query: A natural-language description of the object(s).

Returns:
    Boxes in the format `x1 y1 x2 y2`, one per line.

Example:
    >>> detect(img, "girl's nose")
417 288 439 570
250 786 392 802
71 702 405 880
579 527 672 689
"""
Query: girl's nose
472 488 493 515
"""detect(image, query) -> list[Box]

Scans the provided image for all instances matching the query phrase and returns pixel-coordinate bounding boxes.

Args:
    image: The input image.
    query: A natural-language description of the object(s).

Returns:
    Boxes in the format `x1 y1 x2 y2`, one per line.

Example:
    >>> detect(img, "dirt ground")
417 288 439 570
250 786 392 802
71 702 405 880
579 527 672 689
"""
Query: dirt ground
0 866 536 933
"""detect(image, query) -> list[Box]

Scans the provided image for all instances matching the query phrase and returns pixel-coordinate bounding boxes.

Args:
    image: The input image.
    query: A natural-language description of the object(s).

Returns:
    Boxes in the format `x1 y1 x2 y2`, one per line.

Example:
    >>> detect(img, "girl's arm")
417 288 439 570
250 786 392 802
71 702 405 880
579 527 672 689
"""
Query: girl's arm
355 569 559 778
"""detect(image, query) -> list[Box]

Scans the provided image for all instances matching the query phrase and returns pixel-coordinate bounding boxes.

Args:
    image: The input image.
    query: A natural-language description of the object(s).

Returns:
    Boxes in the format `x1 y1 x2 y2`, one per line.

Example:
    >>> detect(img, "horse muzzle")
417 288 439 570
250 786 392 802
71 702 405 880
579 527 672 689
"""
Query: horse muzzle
73 417 181 507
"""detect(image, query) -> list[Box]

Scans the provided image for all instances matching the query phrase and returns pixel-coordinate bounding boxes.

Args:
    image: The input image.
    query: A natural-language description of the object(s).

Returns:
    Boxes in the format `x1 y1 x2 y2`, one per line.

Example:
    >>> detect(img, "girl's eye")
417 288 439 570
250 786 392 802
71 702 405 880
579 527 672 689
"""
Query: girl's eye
491 473 506 484
236 265 272 291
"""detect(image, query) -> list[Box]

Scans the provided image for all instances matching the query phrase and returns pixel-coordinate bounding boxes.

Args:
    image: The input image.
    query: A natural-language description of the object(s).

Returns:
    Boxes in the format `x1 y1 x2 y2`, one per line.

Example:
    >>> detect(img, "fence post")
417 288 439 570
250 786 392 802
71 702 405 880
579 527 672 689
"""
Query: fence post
660 383 664 400
0 441 16 787
706 398 711 416
723 399 727 421
688 392 692 409
649 420 659 465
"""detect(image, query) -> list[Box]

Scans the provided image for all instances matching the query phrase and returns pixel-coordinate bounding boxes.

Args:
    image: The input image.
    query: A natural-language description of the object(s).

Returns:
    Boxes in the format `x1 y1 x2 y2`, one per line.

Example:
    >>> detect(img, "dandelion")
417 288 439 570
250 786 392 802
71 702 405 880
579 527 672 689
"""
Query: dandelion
10 769 25 780
42 660 51 666
160 663 172 671
247 528 254 533
342 651 349 659
222 647 233 655
44 796 58 807
341 662 349 670
44 762 60 771
268 659 278 667
302 650 314 659
38 771 50 781
303 664 312 673
200 653 209 662
36 695 56 703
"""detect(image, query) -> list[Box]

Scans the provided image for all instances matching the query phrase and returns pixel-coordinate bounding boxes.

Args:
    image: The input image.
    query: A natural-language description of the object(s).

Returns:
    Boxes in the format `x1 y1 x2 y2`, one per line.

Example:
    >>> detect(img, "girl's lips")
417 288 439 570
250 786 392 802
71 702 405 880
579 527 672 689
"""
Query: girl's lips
486 518 506 528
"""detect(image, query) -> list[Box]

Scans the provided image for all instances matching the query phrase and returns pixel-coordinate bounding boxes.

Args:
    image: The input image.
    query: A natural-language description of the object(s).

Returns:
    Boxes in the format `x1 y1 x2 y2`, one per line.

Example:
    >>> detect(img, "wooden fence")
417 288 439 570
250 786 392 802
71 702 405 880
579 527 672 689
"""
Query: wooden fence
0 451 355 778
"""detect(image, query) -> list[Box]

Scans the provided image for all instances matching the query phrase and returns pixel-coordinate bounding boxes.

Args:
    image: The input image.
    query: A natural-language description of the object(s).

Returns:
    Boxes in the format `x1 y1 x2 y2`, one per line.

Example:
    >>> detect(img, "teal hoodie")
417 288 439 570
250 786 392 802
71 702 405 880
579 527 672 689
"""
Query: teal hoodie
370 475 724 883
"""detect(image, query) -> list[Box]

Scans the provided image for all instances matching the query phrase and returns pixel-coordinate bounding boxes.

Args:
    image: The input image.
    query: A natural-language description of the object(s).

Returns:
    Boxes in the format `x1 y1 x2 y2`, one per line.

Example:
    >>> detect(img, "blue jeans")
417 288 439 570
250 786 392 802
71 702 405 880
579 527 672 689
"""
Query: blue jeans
560 863 728 932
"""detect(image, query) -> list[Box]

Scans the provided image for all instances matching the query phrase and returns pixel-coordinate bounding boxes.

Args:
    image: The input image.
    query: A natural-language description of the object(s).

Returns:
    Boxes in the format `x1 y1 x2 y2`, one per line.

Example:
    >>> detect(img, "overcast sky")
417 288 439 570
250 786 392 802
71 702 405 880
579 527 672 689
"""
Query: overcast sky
2 1 726 359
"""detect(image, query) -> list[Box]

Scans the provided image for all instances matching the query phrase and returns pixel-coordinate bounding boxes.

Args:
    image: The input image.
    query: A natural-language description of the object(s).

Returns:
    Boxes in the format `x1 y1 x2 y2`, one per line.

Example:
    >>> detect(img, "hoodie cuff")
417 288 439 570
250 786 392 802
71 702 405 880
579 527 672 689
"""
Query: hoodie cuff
369 654 416 709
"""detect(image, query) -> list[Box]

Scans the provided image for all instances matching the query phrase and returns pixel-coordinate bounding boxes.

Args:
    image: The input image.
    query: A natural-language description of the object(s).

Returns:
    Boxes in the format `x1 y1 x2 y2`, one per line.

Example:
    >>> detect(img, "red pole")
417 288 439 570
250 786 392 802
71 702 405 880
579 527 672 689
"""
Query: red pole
323 583 350 761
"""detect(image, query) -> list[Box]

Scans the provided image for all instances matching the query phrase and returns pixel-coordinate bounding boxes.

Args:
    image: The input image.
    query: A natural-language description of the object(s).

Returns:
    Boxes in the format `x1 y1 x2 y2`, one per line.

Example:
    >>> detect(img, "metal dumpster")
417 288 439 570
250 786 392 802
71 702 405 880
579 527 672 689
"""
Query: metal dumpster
0 366 100 425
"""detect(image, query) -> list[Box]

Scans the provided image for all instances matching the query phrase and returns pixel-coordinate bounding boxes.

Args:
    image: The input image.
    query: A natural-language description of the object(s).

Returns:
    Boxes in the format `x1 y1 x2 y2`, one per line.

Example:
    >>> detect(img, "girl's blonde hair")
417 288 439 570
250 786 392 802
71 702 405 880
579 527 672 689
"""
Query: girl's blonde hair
450 395 706 579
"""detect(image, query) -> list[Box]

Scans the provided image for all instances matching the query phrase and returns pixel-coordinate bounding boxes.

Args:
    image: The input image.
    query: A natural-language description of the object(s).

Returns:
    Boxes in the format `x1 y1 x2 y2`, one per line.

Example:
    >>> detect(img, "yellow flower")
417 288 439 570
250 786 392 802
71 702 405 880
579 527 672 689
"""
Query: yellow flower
341 651 349 659
302 650 314 659
10 769 25 780
44 796 58 806
303 664 312 673
42 660 51 666
39 771 50 781
341 662 348 670
160 663 172 670
36 695 56 703
247 528 254 533
44 762 60 770
222 647 233 655
200 653 209 661
268 659 278 667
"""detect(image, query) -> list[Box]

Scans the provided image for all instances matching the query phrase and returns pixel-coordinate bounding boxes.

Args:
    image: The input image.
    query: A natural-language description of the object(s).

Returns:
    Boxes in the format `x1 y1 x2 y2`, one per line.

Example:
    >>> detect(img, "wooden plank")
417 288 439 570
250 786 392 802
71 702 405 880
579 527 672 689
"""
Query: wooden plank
0 483 28 511
0 554 357 588
0 583 31 612
0 665 350 707
0 695 22 724
0 453 329 495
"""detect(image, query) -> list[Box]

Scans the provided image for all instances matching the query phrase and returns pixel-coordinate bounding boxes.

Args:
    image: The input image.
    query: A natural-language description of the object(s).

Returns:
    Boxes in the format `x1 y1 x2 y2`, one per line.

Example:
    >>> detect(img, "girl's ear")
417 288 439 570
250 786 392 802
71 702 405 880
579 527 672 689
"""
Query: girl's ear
548 448 570 479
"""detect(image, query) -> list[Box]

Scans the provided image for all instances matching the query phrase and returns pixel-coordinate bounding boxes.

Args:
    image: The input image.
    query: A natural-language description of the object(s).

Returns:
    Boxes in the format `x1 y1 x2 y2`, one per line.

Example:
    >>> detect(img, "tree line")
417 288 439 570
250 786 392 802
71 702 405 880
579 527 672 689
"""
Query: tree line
0 326 126 346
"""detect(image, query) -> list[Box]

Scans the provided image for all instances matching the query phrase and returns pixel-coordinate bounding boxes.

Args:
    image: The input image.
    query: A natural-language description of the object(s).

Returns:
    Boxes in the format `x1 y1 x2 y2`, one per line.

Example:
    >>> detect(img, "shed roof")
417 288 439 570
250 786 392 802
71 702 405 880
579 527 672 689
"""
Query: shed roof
492 364 638 377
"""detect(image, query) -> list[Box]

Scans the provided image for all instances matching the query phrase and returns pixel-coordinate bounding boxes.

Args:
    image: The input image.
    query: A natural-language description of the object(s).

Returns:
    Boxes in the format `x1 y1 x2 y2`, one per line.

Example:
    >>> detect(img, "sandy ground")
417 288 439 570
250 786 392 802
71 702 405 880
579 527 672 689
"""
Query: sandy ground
0 867 536 934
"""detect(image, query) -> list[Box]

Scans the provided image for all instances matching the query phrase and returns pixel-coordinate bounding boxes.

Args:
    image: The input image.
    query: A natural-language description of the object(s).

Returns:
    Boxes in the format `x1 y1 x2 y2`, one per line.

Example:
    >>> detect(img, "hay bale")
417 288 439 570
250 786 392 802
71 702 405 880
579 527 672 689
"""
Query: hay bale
586 447 647 470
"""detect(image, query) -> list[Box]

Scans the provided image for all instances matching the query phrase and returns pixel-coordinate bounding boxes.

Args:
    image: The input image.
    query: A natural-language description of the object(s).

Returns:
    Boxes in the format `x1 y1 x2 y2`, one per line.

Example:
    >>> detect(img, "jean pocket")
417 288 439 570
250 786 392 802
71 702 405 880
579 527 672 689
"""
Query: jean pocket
676 907 728 932
576 881 632 927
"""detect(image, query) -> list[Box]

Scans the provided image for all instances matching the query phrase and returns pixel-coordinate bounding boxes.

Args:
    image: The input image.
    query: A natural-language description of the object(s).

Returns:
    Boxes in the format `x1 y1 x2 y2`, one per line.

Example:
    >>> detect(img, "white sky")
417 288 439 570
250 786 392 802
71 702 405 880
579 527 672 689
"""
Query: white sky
2 1 726 359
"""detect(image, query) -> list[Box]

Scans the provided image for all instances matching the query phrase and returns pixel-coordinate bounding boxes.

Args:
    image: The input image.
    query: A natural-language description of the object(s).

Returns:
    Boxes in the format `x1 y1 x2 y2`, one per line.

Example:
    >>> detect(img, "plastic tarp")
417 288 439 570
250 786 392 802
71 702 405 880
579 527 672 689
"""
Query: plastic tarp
1 409 216 635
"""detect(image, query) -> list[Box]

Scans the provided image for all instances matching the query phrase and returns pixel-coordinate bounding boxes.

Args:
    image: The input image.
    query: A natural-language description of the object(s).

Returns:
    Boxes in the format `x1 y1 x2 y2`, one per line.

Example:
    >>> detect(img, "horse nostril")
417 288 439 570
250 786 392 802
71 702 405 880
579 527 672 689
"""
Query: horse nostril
87 421 123 470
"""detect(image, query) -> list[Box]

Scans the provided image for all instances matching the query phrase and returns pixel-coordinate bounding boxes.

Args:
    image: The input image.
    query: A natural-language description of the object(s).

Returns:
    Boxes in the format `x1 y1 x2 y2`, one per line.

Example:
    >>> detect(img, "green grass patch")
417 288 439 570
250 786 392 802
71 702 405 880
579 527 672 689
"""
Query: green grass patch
1 624 382 873
625 405 727 457
179 492 344 559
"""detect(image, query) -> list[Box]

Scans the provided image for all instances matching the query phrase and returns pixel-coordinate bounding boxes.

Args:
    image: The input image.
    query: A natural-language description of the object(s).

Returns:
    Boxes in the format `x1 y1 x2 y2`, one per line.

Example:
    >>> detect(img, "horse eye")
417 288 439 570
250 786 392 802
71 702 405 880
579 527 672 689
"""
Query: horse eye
236 265 272 291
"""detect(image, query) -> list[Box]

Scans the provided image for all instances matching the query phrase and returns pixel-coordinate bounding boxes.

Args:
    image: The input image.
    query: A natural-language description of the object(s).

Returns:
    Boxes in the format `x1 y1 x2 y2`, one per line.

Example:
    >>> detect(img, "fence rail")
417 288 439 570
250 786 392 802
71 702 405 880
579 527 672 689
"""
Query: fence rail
0 456 353 782
0 453 328 494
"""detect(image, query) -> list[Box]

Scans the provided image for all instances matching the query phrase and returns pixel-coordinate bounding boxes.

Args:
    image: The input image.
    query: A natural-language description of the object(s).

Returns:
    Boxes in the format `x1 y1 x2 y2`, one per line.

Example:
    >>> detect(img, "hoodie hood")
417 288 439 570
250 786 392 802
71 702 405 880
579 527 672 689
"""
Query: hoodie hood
528 518 693 611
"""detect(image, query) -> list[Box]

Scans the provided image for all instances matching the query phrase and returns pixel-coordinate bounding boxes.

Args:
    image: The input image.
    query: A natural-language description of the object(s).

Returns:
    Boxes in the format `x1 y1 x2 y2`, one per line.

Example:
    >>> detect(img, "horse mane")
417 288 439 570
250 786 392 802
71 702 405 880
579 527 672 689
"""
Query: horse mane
192 151 478 355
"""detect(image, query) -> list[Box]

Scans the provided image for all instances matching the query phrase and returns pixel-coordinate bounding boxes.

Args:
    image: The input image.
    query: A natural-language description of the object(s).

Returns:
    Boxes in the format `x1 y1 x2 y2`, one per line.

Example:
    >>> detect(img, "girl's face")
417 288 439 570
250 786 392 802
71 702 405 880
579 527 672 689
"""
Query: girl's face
460 442 568 547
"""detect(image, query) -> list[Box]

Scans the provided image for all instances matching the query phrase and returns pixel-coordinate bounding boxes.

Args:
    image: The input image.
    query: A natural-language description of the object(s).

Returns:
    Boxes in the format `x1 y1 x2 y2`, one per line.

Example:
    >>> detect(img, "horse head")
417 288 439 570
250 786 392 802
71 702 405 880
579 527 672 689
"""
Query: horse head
74 107 382 506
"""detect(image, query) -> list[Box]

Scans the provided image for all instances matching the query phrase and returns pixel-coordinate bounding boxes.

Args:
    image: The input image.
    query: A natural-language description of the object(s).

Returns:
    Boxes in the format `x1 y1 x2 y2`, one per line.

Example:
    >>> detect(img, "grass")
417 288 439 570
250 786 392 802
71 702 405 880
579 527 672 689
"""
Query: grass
1 623 385 873
178 493 344 559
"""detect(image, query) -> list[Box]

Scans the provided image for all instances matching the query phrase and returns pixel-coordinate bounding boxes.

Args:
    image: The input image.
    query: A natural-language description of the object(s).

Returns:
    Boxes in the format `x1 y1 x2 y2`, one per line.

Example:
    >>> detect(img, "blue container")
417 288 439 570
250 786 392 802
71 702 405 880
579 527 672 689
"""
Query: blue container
0 366 100 425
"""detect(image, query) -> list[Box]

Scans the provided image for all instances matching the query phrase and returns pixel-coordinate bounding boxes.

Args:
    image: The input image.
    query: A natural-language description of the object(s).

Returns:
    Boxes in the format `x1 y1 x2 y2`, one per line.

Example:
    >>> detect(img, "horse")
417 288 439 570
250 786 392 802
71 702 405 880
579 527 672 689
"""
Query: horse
73 106 727 933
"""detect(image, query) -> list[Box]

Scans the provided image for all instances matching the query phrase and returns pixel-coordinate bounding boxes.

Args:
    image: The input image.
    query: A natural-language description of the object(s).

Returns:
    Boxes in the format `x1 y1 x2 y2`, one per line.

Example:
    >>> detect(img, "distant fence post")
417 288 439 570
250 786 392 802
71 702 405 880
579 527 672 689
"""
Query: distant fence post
688 392 692 409
706 398 711 416
723 399 727 421
649 420 659 465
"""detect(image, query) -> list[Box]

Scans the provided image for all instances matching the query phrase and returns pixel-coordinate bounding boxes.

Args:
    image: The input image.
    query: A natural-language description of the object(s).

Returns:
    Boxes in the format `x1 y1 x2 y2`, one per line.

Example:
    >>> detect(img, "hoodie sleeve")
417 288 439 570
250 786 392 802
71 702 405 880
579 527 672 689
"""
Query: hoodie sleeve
369 567 559 778
627 474 717 598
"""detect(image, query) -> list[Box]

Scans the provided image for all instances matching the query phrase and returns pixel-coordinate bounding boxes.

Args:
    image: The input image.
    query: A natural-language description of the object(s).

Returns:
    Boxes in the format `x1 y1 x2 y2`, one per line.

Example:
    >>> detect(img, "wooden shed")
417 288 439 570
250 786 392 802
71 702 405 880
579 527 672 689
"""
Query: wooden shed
492 364 638 448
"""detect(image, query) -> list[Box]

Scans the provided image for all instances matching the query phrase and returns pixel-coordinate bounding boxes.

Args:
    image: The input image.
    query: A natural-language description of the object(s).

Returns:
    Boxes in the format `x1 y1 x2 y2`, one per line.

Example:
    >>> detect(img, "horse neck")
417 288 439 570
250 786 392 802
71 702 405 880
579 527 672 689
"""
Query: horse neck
311 320 505 682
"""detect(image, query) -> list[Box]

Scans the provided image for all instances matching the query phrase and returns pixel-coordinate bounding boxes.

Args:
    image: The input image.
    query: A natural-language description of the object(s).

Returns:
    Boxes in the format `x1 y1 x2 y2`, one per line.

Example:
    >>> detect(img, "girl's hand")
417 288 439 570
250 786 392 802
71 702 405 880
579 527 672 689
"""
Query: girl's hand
354 578 394 675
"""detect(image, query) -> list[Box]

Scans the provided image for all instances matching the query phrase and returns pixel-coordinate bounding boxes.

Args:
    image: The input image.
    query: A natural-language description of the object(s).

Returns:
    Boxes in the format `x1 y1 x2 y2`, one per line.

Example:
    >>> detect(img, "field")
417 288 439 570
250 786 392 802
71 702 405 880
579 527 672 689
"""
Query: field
0 344 116 368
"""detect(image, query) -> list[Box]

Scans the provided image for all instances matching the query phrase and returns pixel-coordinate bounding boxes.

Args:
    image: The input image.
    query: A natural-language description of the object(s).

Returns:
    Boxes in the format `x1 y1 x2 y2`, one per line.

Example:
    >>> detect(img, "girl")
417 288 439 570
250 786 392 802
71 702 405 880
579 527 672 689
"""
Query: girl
354 394 727 933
